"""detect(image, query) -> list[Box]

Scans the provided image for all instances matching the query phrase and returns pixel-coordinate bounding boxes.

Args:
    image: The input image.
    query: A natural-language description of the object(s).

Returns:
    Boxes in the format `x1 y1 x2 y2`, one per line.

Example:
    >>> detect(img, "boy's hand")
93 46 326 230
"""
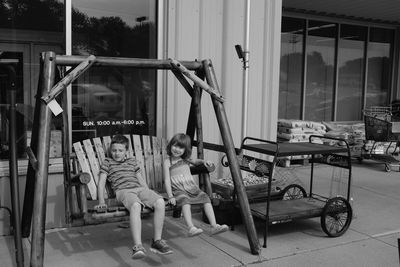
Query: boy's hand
94 204 108 213
168 197 176 206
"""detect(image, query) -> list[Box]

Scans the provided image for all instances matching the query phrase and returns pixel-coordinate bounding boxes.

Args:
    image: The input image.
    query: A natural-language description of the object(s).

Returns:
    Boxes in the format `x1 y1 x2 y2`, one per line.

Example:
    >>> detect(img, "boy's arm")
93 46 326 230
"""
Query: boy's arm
97 172 107 207
137 170 149 189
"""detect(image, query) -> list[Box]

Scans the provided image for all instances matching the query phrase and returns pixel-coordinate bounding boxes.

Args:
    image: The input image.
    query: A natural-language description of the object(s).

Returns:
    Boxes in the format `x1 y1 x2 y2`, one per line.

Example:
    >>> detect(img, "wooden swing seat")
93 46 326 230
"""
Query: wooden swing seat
68 134 213 226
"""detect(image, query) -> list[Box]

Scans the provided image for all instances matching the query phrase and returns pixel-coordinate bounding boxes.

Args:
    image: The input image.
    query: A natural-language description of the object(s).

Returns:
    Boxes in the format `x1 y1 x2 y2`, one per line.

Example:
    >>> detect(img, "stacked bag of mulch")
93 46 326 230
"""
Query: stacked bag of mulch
322 122 365 157
277 119 327 163
277 119 327 143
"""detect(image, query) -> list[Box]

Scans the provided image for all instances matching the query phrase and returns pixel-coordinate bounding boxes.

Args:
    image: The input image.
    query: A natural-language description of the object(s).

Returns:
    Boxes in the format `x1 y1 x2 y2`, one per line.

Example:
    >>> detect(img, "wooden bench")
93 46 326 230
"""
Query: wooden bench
67 134 213 226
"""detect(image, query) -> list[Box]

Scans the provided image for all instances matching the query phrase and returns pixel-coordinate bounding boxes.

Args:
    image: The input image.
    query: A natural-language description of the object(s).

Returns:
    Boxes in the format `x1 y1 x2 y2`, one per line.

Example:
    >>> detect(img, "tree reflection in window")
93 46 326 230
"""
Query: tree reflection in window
71 0 157 142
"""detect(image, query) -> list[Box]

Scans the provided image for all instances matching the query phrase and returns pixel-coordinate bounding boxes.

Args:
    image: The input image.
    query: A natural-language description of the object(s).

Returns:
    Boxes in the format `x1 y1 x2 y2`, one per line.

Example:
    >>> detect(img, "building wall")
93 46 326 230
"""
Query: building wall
0 160 65 235
0 0 283 232
164 0 282 147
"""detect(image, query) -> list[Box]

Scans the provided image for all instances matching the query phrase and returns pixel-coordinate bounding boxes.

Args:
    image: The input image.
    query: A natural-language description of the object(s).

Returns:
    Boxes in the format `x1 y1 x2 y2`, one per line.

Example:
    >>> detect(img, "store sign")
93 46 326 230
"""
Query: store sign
82 120 145 127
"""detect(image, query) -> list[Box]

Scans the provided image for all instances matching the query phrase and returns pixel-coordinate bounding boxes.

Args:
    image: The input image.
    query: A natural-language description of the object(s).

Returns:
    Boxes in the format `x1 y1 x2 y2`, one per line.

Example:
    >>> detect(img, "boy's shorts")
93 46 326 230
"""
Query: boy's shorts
116 187 162 210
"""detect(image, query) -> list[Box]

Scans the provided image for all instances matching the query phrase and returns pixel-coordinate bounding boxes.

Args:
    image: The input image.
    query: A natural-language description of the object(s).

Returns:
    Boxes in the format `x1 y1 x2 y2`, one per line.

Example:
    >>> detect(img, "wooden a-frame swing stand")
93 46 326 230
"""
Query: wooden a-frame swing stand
21 51 261 267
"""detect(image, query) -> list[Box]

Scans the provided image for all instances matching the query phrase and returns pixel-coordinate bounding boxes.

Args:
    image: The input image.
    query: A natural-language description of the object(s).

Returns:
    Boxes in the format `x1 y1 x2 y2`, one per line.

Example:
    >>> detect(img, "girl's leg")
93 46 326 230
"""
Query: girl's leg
129 202 143 245
153 198 165 241
181 204 194 229
203 202 217 227
204 202 229 235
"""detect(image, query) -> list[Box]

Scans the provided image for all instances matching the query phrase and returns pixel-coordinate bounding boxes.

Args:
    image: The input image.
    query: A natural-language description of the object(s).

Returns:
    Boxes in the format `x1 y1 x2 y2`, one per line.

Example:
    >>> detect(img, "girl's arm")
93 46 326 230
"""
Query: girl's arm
189 158 214 168
163 159 176 205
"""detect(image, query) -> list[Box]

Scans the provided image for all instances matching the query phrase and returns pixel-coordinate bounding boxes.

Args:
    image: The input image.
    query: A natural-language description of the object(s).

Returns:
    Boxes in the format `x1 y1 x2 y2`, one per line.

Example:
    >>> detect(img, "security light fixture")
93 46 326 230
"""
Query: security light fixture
235 44 244 59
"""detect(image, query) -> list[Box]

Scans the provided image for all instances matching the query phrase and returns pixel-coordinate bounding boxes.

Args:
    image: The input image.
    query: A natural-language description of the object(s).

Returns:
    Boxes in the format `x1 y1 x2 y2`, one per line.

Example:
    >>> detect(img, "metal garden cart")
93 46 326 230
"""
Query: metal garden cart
235 135 353 248
361 106 400 172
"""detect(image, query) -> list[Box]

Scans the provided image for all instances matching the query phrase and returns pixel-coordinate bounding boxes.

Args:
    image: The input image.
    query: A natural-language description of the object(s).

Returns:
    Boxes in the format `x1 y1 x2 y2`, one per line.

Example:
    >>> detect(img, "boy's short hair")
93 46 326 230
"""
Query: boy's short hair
111 134 129 149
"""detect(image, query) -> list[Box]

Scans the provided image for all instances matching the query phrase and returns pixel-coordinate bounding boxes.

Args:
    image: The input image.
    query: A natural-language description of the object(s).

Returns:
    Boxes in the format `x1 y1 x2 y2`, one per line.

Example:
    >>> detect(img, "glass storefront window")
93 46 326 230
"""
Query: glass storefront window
279 17 304 119
366 27 393 107
0 0 64 31
336 24 366 121
279 16 395 122
71 0 157 142
0 0 64 159
305 21 336 121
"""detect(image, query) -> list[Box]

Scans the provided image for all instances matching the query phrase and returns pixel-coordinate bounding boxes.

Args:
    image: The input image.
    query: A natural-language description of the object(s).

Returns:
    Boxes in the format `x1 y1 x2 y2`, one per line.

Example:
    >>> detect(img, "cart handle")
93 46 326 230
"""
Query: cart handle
309 135 351 151
241 136 277 147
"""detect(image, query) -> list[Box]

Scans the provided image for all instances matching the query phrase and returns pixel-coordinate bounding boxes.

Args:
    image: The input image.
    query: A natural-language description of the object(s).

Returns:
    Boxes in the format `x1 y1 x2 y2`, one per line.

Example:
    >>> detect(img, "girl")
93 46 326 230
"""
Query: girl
163 133 229 237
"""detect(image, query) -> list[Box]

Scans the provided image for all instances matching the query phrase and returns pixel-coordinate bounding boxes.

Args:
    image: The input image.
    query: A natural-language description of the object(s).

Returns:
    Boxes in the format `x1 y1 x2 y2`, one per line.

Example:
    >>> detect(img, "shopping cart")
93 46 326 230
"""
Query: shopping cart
361 106 400 171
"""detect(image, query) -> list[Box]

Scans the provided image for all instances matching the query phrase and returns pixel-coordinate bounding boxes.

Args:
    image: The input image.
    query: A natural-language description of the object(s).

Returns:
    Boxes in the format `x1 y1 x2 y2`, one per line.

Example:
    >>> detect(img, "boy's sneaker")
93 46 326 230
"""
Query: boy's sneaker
210 224 229 235
189 226 203 237
150 239 173 255
132 244 146 259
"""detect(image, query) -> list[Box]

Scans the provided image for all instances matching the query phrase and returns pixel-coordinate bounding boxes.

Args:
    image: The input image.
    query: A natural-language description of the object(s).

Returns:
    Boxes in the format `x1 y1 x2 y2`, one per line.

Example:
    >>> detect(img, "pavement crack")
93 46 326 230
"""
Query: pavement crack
198 235 247 266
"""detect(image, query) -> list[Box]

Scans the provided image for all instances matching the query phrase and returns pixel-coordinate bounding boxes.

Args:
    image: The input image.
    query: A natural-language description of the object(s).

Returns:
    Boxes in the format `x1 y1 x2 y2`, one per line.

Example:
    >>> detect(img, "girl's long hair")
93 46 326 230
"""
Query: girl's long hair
166 133 192 159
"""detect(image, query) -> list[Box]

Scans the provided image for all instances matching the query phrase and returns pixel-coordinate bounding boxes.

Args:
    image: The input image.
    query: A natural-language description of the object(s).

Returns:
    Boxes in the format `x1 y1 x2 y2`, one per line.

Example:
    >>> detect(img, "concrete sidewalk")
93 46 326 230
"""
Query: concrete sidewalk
1 162 400 267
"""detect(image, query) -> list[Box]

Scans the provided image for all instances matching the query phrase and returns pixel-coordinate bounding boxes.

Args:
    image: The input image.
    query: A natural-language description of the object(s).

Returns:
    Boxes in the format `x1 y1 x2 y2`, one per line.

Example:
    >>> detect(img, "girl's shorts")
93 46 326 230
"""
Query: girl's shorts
116 187 162 210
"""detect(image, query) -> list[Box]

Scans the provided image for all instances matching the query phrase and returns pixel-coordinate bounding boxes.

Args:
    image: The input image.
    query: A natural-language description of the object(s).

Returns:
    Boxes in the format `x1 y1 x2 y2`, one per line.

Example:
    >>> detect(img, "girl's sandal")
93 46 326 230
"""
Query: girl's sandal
210 224 229 235
189 226 203 237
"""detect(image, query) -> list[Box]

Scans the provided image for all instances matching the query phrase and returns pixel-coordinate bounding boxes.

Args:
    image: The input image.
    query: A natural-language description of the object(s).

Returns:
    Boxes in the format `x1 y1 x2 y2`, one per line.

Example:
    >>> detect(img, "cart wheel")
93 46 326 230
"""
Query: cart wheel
281 184 307 200
385 164 391 172
321 196 352 237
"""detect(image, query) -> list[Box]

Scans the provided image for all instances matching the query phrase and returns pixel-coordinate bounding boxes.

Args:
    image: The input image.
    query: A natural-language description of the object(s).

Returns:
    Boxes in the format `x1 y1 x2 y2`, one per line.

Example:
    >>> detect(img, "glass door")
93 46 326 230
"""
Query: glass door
0 44 30 159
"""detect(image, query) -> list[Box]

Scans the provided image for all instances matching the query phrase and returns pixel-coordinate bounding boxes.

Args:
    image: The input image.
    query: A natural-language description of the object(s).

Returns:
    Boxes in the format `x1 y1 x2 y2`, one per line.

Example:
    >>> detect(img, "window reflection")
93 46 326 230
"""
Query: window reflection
279 17 304 119
0 52 25 159
305 21 336 121
72 67 156 141
279 17 395 122
337 24 366 121
71 0 157 142
0 0 63 32
0 0 64 159
366 28 393 107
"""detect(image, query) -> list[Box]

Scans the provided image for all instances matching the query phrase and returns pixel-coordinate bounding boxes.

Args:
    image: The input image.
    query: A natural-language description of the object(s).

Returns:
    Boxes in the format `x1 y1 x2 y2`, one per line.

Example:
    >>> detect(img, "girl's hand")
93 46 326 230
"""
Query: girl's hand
168 197 176 206
205 160 213 167
204 160 215 172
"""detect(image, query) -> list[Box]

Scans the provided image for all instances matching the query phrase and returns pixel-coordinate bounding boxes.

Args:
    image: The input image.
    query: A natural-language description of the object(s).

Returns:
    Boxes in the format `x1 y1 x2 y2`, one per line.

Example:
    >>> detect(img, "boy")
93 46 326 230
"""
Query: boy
95 134 173 259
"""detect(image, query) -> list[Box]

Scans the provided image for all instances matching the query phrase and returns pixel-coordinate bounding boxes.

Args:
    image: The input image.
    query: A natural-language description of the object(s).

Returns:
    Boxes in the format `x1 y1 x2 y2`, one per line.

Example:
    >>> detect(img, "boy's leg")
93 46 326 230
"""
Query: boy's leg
139 188 172 254
116 189 144 245
151 198 173 254
152 198 165 241
129 202 143 245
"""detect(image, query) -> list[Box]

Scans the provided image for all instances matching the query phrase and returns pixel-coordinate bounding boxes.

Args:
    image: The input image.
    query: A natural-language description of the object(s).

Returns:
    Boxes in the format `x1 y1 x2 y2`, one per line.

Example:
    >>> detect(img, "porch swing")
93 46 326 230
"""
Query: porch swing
21 52 261 266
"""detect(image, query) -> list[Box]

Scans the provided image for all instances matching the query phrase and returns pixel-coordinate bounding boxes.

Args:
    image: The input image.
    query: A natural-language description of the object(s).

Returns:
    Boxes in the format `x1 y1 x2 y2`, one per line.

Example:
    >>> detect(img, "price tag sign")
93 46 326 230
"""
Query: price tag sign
48 99 63 116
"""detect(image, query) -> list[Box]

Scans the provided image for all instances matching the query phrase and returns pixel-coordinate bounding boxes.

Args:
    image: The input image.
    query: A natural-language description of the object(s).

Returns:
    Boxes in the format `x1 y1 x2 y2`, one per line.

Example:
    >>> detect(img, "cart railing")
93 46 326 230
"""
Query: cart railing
363 106 400 142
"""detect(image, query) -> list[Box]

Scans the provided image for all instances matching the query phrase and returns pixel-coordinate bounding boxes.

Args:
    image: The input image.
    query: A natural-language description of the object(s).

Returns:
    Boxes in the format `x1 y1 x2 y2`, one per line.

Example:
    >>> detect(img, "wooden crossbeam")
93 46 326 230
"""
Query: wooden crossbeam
26 147 38 171
41 55 96 105
170 59 224 102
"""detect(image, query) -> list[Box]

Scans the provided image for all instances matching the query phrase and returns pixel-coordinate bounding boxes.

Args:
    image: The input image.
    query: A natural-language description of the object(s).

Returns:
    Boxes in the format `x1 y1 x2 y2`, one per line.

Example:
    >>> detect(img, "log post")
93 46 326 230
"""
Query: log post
3 62 24 266
30 51 57 267
202 59 260 255
193 71 212 196
21 59 44 238
61 85 73 226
